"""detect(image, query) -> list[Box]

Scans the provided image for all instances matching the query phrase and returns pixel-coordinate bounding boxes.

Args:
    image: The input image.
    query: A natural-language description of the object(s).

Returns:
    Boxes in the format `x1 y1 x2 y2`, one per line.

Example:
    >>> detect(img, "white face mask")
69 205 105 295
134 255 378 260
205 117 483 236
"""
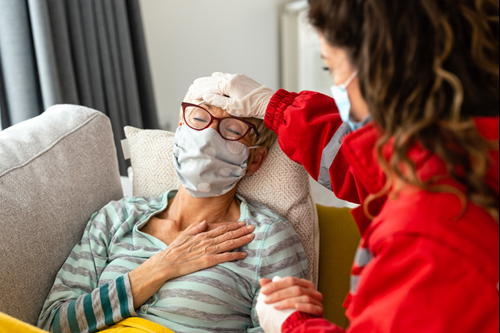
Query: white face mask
330 71 365 131
173 125 259 198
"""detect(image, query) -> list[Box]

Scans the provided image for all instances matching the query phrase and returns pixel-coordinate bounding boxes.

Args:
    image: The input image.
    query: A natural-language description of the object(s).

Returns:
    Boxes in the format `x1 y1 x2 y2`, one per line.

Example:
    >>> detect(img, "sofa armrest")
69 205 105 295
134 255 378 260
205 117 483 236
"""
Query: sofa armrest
0 105 123 325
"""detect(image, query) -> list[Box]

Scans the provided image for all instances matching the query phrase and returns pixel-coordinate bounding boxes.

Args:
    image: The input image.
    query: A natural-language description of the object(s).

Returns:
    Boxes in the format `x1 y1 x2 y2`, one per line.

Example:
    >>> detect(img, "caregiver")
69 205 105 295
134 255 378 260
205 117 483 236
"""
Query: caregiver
188 0 500 332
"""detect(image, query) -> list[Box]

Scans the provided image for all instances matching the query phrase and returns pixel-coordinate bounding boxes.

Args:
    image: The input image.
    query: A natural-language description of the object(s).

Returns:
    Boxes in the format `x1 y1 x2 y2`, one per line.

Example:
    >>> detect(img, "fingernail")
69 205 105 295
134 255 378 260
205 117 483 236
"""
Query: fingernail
247 225 255 230
238 221 246 226
262 287 269 294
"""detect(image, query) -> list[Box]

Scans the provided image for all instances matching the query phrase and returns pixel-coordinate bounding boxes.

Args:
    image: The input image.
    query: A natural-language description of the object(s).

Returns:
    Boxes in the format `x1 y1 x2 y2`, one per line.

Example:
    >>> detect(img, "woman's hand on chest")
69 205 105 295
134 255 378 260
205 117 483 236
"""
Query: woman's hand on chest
155 220 255 280
129 220 255 309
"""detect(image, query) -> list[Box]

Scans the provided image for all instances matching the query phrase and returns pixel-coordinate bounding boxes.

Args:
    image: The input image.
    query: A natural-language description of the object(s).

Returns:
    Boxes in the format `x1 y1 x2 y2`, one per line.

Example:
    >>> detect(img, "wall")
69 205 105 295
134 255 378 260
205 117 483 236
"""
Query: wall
139 0 294 130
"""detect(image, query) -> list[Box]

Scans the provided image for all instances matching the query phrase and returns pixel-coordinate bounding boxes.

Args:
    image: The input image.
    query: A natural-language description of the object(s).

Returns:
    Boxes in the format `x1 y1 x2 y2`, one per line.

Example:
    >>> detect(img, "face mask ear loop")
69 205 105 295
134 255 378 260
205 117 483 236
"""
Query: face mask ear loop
342 71 359 89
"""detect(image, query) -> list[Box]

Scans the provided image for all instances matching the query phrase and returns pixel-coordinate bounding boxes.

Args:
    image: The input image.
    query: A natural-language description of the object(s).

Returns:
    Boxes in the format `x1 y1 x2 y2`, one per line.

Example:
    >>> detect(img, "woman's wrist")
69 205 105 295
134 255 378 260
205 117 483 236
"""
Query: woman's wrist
129 255 172 308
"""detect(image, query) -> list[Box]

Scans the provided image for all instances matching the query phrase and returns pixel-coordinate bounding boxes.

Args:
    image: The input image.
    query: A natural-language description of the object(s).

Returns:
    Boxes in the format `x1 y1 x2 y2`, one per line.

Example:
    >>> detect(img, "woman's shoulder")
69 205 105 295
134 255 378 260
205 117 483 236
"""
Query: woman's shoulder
124 192 169 213
242 198 287 224
241 197 299 240
89 192 170 235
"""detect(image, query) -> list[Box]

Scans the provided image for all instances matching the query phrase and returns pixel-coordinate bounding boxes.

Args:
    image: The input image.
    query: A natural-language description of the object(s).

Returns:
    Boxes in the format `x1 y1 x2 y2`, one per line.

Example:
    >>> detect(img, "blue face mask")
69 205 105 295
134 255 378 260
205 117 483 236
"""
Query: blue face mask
330 71 365 131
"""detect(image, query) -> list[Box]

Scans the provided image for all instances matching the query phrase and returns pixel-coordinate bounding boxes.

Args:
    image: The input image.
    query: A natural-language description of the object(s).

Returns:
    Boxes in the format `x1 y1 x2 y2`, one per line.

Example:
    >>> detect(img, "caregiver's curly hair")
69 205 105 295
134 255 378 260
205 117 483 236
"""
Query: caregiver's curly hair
309 0 499 221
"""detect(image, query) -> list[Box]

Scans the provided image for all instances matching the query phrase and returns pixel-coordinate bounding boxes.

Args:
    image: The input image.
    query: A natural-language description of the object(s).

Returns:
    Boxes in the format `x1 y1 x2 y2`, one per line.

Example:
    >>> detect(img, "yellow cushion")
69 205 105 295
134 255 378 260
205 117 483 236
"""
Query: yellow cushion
100 318 174 333
0 312 48 333
0 312 173 333
316 205 361 330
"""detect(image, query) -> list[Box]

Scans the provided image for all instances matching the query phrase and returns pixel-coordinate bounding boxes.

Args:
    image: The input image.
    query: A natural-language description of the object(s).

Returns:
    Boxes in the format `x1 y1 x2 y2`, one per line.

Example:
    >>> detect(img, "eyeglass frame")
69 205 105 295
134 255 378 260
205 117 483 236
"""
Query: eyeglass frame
181 102 261 142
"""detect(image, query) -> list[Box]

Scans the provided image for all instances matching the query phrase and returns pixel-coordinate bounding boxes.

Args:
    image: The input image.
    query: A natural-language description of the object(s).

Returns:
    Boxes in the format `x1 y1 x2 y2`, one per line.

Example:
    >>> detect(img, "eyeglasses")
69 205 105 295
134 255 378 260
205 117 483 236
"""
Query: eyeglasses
182 102 261 142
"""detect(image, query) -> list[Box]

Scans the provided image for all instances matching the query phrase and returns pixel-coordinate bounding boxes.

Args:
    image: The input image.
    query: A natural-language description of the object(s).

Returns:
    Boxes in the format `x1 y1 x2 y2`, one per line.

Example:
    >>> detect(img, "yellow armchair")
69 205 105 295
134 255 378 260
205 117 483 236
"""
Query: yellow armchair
316 205 361 330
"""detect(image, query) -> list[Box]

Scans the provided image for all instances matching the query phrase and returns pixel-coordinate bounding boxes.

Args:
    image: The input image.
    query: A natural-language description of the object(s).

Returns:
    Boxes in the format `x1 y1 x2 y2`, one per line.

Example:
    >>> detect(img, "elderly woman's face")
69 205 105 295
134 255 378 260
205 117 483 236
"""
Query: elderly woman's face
180 102 267 179
185 103 257 147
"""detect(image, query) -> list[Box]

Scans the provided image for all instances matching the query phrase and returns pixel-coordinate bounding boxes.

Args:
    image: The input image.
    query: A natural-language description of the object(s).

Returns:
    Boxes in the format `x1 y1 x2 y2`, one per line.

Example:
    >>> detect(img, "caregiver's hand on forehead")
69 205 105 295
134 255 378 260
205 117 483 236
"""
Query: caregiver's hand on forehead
189 73 274 119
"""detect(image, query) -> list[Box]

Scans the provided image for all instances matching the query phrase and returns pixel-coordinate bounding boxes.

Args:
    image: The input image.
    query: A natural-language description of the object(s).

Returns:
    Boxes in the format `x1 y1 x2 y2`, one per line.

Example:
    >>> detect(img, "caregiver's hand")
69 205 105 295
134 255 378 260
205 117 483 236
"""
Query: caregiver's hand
129 221 255 308
260 277 324 317
189 72 274 119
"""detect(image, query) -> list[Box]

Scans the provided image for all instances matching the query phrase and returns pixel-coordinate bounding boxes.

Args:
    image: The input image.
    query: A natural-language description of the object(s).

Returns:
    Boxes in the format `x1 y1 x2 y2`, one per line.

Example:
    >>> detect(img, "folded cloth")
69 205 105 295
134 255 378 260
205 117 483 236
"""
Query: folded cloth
255 277 297 333
0 312 48 333
100 318 174 333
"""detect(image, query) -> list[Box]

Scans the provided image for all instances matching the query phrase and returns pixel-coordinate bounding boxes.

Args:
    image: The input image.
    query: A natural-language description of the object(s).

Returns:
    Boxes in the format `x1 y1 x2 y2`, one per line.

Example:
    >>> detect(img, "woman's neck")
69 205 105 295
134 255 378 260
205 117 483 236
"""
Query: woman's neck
162 186 242 231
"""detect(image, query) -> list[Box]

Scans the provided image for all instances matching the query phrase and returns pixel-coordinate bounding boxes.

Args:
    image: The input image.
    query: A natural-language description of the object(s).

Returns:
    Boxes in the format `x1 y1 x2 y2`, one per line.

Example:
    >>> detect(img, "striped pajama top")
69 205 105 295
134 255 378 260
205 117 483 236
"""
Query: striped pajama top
37 190 308 333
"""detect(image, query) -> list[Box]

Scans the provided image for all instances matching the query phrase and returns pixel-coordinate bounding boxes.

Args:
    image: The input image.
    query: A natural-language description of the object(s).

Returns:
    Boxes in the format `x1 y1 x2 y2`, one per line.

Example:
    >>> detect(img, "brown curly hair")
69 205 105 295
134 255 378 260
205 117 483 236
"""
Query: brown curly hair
308 0 499 221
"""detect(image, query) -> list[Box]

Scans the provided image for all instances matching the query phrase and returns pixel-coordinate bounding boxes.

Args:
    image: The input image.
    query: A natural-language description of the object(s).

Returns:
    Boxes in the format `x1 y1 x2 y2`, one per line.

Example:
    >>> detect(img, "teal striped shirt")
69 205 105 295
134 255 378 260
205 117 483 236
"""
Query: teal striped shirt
37 190 308 333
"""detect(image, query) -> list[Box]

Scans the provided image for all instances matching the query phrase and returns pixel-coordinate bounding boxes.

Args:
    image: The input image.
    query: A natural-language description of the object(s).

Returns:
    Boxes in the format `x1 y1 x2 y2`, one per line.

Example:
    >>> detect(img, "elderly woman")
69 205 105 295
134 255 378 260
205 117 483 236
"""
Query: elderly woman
37 98 308 333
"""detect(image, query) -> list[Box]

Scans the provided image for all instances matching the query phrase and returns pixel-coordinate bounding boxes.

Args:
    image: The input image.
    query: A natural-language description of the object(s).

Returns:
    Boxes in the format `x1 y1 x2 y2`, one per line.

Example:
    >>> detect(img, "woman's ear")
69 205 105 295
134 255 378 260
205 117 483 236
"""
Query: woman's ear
247 148 269 176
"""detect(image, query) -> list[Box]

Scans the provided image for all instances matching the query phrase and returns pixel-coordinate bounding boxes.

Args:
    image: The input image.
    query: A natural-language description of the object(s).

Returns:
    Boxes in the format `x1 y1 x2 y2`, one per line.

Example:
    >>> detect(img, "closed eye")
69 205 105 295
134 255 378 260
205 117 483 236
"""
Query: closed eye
227 128 243 136
194 117 209 123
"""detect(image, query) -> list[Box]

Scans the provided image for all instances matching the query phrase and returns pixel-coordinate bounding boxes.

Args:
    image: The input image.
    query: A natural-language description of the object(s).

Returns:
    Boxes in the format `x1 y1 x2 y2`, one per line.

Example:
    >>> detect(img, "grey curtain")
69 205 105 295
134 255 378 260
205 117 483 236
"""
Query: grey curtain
0 0 158 175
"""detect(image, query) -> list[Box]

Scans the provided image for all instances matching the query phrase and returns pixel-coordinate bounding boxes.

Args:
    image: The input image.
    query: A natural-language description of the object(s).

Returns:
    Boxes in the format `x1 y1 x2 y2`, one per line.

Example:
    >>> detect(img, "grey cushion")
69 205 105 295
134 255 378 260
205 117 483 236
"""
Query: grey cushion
0 105 123 325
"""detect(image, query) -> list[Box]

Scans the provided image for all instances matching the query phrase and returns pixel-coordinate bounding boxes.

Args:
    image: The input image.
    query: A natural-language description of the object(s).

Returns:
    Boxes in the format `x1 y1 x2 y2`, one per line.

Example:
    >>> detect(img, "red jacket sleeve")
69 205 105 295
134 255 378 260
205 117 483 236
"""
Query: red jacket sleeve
282 312 346 333
265 89 364 204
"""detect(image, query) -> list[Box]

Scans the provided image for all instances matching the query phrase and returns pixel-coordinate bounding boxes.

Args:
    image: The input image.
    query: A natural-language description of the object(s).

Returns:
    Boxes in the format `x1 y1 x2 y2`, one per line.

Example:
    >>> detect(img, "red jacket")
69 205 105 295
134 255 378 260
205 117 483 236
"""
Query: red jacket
264 89 500 333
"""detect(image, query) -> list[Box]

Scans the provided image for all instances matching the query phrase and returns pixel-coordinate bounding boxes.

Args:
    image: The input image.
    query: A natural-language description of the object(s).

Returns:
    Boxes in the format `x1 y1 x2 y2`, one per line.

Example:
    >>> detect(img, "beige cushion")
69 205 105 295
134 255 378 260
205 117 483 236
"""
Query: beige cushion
0 105 123 325
124 126 319 285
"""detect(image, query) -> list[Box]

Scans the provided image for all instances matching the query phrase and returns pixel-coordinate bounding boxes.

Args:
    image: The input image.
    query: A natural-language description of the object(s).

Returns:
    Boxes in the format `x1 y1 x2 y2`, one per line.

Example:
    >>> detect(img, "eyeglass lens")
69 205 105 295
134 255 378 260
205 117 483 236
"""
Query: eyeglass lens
184 105 250 141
